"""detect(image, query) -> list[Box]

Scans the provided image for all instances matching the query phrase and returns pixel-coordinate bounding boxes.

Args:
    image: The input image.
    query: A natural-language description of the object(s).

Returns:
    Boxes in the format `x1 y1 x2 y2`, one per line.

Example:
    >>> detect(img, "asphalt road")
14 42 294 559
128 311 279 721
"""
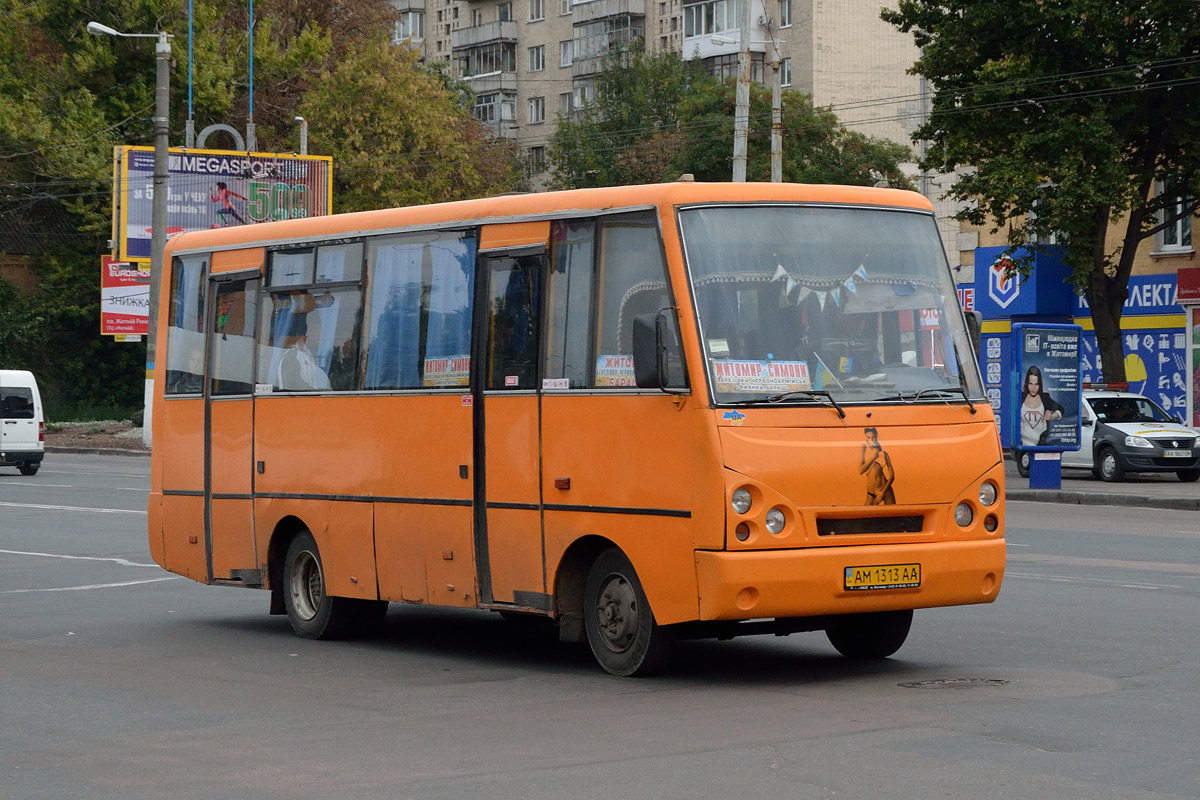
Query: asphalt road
2 454 1199 799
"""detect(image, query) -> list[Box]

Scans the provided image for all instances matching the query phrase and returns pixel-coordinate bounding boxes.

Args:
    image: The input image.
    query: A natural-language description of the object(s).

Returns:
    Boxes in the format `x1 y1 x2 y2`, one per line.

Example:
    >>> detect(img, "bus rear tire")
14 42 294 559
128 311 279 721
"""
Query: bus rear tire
283 531 371 640
584 548 672 677
825 609 913 659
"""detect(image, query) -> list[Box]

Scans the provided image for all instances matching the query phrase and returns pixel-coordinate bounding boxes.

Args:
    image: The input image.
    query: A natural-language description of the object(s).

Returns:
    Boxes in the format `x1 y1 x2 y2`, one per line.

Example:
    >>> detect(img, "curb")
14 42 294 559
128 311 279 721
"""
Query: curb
45 446 150 457
1006 488 1200 512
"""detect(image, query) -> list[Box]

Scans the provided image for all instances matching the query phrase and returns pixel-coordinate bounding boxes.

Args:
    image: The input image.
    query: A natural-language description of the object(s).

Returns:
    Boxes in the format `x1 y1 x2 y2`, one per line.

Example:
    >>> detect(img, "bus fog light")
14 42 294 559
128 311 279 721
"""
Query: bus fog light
732 487 753 515
984 514 998 532
765 508 786 535
735 523 750 541
954 502 974 527
978 481 997 506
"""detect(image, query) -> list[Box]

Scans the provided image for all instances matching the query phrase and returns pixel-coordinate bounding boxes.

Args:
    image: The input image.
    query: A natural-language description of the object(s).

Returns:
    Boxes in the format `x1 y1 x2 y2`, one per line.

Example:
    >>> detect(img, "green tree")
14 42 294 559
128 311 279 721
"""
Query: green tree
298 34 523 211
883 0 1200 382
549 44 912 189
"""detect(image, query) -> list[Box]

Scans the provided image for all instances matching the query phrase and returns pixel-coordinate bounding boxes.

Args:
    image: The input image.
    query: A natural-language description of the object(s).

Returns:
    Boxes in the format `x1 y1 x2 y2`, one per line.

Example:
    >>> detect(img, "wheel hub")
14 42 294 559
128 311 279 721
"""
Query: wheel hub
595 573 638 653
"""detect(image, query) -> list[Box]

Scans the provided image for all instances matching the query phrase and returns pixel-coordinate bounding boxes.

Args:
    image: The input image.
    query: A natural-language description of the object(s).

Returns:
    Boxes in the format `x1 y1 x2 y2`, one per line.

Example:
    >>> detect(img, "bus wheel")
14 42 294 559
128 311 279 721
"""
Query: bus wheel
825 609 913 659
584 548 672 677
283 531 359 640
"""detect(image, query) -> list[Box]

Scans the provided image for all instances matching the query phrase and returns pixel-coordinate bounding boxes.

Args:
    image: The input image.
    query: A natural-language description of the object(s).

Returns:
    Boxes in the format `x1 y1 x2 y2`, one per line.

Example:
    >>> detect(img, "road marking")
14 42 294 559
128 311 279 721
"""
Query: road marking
1 576 180 593
0 483 72 488
1008 552 1200 576
0 500 145 515
0 549 159 567
1006 570 1183 590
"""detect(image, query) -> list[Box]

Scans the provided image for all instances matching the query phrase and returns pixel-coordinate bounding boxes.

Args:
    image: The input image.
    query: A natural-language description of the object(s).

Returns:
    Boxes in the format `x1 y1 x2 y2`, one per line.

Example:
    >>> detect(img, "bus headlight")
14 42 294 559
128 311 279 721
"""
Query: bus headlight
954 502 974 527
765 507 786 535
732 487 753 515
978 481 998 506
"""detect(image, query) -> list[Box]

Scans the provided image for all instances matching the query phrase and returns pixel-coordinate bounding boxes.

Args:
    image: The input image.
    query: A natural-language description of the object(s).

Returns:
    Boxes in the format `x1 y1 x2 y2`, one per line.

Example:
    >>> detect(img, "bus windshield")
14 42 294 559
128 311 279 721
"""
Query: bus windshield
678 204 984 406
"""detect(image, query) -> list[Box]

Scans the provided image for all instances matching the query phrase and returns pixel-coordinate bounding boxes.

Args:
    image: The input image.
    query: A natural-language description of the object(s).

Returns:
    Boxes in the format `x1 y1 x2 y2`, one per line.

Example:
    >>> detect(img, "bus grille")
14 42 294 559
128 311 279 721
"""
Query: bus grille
817 515 924 536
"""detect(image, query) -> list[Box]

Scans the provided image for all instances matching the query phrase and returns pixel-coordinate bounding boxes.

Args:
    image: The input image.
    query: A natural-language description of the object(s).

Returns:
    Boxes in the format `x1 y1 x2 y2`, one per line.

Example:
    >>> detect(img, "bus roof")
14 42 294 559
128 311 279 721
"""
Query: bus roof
164 181 934 257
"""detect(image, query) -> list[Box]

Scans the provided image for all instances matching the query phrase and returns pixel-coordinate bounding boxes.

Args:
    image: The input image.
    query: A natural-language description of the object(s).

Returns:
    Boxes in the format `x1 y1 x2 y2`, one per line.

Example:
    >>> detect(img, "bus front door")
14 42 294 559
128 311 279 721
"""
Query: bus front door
476 250 546 608
204 275 260 585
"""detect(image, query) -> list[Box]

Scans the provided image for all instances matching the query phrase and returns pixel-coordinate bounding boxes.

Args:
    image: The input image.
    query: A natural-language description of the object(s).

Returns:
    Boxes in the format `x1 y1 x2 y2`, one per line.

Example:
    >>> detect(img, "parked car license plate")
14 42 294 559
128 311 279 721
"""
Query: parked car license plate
1163 449 1191 458
844 563 921 591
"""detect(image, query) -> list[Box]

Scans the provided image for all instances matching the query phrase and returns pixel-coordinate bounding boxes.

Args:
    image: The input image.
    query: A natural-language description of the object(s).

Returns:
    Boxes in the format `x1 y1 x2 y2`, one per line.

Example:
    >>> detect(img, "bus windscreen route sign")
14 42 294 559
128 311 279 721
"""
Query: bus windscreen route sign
113 146 333 263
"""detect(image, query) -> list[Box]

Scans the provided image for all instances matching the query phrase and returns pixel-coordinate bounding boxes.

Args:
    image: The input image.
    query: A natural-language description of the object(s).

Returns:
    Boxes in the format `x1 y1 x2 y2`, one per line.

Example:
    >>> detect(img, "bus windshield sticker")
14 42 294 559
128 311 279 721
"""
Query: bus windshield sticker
423 355 470 386
708 338 731 356
711 360 812 394
595 354 636 387
543 378 570 390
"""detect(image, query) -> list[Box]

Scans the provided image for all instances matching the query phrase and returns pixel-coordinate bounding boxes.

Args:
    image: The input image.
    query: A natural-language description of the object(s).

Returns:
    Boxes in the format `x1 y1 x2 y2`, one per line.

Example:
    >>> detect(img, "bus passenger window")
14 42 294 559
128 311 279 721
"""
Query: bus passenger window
165 255 208 395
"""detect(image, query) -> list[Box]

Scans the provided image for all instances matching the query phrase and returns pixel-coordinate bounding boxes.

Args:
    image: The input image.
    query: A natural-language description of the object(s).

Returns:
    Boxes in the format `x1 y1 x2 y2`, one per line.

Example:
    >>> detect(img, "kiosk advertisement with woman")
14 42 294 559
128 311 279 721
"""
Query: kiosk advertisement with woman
1013 323 1082 487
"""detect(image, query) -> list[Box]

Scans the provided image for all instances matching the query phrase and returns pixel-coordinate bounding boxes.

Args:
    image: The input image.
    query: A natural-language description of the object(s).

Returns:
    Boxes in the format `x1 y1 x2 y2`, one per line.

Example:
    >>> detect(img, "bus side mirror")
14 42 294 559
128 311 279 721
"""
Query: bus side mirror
964 309 982 358
633 309 687 392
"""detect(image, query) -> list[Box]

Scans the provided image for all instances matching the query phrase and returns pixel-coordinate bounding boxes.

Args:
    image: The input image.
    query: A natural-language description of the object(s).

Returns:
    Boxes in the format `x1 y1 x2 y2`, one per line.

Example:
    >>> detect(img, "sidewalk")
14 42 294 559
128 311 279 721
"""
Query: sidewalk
1003 458 1200 511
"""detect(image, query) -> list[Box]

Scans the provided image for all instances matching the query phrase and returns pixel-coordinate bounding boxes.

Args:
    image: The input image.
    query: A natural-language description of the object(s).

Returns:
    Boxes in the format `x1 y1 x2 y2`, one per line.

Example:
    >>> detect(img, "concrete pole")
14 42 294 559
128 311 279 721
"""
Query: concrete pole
296 116 308 155
771 55 782 182
732 0 752 181
144 31 171 449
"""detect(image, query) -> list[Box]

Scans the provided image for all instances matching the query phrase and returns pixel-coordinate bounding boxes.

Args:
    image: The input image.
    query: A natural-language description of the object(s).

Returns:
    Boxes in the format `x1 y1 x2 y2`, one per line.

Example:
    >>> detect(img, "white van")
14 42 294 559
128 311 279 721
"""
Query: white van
0 369 45 476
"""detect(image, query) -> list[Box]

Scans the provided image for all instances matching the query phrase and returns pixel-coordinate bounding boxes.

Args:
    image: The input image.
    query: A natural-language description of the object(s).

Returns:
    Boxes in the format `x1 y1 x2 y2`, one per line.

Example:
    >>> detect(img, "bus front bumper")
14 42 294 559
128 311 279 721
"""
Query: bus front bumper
695 539 1005 621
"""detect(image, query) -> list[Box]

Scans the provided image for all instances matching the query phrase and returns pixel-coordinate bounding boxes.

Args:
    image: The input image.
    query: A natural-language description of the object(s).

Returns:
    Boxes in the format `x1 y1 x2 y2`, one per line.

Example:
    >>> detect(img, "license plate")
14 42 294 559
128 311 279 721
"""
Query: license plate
1163 449 1191 458
844 563 921 591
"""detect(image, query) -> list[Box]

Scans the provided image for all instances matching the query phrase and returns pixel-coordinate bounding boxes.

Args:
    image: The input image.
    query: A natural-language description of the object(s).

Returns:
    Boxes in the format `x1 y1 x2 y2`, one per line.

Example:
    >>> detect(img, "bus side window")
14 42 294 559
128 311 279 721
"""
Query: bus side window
165 255 208 395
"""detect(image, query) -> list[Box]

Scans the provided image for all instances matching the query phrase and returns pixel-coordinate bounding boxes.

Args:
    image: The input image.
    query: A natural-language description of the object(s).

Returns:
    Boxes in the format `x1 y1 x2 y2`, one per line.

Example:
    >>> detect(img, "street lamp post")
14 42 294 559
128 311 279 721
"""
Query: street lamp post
87 21 172 449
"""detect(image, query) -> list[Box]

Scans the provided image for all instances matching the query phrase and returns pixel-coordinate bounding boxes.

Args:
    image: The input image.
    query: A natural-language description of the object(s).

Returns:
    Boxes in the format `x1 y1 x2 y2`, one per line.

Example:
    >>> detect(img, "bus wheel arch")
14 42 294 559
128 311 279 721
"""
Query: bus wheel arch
552 535 615 644
267 515 310 614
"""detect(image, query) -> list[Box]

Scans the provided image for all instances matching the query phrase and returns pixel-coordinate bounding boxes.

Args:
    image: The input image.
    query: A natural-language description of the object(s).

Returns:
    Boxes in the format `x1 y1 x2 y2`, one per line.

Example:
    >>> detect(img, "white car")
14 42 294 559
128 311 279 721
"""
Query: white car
1051 388 1199 482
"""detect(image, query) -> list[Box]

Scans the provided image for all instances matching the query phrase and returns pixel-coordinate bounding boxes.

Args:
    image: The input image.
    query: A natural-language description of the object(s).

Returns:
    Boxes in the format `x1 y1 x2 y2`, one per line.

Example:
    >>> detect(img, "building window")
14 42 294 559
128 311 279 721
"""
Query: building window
779 0 791 27
528 146 547 174
393 11 425 42
530 0 545 20
498 2 513 21
471 8 483 25
683 0 744 38
703 52 765 83
560 39 574 67
456 42 517 77
529 44 545 71
780 56 791 87
560 91 574 116
452 6 459 18
562 0 572 14
1158 178 1194 252
529 96 546 124
473 92 517 124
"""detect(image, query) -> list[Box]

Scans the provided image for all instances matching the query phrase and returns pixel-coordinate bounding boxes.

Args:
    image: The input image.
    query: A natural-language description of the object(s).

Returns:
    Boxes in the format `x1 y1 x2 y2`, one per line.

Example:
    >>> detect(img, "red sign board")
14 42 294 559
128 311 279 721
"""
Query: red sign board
100 255 150 336
1178 267 1200 304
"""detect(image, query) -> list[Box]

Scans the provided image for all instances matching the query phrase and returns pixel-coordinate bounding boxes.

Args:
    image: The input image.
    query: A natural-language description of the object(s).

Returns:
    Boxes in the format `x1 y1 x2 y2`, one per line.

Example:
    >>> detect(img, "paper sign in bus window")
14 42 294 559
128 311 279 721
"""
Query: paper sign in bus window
711 360 811 393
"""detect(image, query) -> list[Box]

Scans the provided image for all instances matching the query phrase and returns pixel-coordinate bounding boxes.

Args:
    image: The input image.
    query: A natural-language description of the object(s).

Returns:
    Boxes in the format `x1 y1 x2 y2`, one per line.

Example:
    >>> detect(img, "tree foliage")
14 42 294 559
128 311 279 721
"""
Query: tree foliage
882 0 1200 381
0 0 521 415
549 44 913 189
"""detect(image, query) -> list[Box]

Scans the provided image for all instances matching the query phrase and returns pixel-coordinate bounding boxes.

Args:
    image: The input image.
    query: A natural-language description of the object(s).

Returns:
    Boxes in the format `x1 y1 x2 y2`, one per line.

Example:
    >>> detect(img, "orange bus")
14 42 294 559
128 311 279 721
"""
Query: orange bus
149 181 1005 676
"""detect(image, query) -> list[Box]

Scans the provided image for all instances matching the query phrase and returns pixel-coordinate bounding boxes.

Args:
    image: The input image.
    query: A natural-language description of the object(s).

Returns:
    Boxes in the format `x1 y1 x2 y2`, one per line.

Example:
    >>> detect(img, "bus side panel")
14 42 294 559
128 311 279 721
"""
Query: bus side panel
375 504 477 607
254 394 473 602
161 494 207 581
325 501 378 600
158 397 205 580
540 395 722 626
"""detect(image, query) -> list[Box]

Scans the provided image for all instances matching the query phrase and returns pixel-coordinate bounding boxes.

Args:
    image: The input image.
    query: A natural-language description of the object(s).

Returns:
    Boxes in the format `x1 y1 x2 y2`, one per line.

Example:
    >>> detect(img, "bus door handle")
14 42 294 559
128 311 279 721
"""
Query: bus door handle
554 478 571 490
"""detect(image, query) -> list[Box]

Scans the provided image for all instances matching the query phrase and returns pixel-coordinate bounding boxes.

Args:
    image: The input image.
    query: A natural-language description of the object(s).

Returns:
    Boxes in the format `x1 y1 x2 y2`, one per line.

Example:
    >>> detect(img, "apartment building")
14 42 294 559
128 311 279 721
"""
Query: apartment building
391 0 964 259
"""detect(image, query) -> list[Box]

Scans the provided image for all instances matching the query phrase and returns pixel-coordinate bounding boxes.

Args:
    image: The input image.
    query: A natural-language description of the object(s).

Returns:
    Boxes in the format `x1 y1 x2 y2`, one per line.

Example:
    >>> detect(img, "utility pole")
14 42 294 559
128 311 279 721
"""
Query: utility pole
732 0 752 181
770 43 782 182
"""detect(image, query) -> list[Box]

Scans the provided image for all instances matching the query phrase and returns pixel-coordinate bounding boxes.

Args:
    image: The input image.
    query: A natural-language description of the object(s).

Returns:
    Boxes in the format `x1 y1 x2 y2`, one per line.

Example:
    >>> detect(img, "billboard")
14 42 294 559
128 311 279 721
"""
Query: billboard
1012 323 1082 452
100 255 150 337
113 146 333 262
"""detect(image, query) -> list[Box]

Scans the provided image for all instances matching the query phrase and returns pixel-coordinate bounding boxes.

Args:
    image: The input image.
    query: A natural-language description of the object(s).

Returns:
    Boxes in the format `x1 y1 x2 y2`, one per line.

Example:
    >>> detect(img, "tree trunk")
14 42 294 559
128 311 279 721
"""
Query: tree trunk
1081 205 1127 383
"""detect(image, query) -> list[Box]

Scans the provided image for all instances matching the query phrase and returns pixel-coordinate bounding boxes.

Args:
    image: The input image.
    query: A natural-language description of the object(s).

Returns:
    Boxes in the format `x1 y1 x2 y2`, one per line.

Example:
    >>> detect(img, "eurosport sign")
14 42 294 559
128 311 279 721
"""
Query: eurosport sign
113 146 333 262
100 255 149 337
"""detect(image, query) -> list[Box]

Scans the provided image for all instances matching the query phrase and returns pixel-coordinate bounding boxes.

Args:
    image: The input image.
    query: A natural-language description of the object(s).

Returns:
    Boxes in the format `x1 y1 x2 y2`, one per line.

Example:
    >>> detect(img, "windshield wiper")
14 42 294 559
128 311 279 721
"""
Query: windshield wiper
764 389 846 418
882 386 977 414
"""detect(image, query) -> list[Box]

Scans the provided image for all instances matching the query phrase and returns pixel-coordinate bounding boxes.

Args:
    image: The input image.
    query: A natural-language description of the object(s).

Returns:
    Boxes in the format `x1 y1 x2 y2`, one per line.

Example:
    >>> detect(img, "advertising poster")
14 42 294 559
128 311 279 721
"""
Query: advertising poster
114 146 333 262
100 255 150 337
1013 323 1082 452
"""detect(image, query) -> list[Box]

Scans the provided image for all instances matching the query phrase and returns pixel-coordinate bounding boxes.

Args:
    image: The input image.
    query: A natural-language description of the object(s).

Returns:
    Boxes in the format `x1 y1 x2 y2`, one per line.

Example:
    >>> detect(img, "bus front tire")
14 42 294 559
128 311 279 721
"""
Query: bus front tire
584 548 672 677
825 609 913 659
283 531 386 640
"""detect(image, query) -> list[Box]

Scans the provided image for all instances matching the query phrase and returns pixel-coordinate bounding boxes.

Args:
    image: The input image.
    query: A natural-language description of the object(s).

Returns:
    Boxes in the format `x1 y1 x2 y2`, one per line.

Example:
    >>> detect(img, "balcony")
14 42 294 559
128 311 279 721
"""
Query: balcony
467 72 518 93
571 0 645 23
390 0 425 12
451 20 519 50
